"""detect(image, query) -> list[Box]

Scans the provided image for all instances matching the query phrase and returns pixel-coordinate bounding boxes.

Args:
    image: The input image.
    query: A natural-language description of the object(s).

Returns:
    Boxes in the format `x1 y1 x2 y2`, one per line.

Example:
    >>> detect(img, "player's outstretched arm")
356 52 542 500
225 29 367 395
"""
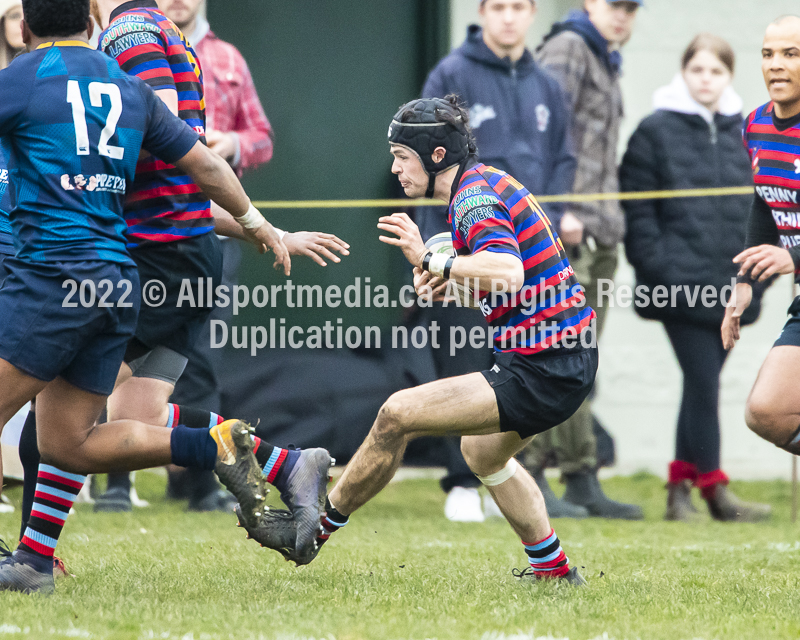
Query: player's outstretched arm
212 203 350 266
734 244 795 282
175 142 291 275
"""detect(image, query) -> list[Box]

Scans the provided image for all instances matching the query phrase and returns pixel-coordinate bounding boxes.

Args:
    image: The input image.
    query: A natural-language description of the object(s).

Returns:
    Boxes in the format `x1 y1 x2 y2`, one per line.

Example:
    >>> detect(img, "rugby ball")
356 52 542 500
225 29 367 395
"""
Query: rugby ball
423 233 479 308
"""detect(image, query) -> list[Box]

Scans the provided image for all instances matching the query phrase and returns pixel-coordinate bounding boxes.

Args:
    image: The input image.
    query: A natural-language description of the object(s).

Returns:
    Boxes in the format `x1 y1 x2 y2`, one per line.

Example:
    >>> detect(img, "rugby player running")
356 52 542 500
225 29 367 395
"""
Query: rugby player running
245 97 598 584
722 16 800 456
93 2 337 539
10 0 340 573
0 0 278 593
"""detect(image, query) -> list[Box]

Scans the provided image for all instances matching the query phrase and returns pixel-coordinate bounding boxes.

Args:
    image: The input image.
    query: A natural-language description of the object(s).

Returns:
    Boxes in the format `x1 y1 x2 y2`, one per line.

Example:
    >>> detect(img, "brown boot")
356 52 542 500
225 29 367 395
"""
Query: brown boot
665 480 700 521
703 484 771 522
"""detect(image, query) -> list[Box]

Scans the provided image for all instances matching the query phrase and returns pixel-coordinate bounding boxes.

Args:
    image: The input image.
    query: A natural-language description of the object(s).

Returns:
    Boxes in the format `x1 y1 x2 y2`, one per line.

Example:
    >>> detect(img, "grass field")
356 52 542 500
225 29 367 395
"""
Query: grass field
1 471 799 640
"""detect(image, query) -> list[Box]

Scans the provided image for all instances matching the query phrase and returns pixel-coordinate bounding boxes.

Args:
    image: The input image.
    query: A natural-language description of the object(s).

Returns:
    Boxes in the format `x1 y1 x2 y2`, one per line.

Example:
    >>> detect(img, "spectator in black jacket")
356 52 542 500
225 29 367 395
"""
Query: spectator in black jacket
417 0 580 522
621 34 771 523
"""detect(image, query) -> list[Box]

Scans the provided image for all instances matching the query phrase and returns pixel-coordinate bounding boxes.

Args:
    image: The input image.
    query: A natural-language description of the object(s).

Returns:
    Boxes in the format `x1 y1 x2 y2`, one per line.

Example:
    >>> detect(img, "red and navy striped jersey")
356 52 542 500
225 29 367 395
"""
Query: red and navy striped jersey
744 103 800 264
450 163 595 354
99 0 212 247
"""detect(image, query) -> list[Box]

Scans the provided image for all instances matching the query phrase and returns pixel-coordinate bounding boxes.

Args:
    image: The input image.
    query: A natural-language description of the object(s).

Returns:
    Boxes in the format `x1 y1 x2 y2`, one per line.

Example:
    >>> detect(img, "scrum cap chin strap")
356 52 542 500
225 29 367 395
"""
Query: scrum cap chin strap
387 98 470 198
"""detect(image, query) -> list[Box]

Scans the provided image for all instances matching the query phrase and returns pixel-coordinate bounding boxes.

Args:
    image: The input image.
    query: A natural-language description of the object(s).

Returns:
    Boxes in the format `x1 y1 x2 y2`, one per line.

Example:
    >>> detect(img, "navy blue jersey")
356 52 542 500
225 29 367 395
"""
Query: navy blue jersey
0 41 199 264
0 138 12 255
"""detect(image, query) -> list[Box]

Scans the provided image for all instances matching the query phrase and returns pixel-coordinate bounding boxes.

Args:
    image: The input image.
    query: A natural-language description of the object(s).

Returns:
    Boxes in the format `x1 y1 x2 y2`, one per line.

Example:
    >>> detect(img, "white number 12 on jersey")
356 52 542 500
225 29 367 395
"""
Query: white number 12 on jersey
66 80 125 160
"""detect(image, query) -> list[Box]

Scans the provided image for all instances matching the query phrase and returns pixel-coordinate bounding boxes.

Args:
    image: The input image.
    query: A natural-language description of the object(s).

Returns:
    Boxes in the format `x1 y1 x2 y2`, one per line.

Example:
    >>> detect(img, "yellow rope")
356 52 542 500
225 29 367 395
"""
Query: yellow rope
250 186 754 210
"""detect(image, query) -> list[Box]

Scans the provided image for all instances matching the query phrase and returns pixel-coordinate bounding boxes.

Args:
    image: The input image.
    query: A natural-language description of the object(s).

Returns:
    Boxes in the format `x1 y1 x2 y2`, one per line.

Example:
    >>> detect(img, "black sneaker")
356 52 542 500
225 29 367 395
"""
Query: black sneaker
93 486 132 513
278 448 334 559
0 549 55 594
189 489 237 513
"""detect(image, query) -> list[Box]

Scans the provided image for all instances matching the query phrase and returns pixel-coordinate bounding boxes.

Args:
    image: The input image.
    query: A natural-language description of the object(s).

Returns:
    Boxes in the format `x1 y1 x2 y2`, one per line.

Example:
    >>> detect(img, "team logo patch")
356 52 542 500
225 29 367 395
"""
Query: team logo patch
0 169 7 184
469 104 497 130
795 159 800 174
61 174 127 194
535 104 550 132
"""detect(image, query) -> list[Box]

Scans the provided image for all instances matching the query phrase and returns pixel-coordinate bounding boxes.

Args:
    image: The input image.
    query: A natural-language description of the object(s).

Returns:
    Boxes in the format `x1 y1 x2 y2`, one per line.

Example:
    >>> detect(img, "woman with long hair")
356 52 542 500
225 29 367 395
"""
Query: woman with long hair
621 34 772 522
0 0 22 70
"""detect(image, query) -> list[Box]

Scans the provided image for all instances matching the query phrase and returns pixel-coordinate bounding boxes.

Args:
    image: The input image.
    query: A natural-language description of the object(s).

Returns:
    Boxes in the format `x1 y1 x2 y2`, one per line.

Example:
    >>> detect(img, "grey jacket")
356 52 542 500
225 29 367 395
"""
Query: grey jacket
536 31 625 247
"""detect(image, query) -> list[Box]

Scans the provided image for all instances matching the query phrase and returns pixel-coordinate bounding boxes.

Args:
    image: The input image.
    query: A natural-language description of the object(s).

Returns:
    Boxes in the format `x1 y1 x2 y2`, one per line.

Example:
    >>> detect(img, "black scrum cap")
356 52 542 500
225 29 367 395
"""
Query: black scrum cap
388 98 470 198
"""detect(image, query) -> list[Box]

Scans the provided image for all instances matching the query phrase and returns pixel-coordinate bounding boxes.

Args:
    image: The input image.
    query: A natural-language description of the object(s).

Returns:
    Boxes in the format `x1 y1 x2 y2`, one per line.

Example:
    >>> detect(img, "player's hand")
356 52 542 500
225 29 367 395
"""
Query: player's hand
247 222 291 276
206 129 237 162
560 211 584 246
721 283 753 351
378 213 428 268
734 245 795 281
283 231 350 266
413 267 448 302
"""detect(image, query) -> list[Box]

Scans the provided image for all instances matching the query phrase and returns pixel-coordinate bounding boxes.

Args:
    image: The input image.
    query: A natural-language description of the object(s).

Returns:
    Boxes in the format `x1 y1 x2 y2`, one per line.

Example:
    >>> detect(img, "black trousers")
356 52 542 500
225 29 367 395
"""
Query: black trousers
663 320 729 474
428 304 494 492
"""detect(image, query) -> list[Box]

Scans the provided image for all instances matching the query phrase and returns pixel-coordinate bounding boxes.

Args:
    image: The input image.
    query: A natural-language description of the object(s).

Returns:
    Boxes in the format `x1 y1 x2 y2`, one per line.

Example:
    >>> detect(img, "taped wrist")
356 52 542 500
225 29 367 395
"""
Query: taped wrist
235 202 267 230
477 459 518 486
428 253 450 278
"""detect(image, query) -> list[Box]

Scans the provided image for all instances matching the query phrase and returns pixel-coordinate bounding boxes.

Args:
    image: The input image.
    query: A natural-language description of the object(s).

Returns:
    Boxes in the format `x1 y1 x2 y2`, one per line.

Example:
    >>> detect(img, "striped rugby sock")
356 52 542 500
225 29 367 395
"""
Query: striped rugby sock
166 404 224 430
318 497 348 546
18 464 86 560
523 528 569 579
254 443 300 491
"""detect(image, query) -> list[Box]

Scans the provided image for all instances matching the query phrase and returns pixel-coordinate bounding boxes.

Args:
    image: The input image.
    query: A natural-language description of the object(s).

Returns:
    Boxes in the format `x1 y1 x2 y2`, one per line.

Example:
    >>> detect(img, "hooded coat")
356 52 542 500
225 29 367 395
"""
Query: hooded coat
417 25 576 241
536 10 625 247
620 75 764 327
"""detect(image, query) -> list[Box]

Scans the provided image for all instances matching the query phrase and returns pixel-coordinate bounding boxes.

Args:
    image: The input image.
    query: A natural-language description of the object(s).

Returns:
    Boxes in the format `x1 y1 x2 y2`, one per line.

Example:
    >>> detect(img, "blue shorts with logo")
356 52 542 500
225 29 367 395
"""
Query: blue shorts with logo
0 258 140 395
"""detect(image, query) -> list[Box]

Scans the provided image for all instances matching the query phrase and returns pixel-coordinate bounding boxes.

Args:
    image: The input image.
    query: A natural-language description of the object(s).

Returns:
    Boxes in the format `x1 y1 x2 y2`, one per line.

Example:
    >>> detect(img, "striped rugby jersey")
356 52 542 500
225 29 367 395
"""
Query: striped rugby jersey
100 0 212 247
0 138 12 255
744 102 800 277
449 163 595 354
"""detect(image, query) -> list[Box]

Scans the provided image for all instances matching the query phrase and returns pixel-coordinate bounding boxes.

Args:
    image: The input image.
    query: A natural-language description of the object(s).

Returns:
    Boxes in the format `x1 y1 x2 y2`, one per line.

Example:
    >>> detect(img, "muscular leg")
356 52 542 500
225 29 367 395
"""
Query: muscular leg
461 432 550 542
36 377 173 474
100 368 178 505
0 360 47 503
0 360 48 429
746 345 800 452
329 373 500 515
107 375 174 427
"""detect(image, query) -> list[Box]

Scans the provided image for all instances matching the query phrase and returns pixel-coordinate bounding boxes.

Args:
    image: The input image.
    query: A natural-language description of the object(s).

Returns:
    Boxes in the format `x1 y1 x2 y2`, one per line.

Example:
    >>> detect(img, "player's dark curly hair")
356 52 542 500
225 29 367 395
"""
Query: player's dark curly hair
397 94 478 156
22 0 90 38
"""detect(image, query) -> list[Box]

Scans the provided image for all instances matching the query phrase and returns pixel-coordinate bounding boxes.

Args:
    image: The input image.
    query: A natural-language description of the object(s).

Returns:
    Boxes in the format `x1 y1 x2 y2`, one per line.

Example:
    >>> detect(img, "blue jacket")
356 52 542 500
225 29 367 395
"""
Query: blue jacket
417 25 576 239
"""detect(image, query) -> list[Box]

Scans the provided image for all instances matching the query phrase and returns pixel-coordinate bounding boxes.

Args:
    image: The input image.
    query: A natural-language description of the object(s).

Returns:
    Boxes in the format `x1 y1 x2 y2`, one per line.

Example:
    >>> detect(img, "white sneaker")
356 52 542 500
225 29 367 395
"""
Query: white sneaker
482 493 504 519
0 494 14 514
129 473 150 508
444 487 485 522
